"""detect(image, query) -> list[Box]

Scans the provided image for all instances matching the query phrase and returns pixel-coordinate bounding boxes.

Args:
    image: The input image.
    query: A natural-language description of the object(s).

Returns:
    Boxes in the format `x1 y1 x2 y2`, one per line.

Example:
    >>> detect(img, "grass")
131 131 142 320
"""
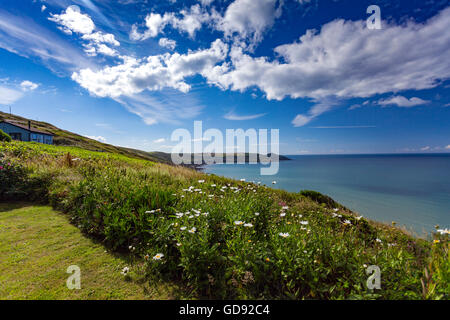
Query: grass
0 111 173 164
0 202 178 300
0 140 448 299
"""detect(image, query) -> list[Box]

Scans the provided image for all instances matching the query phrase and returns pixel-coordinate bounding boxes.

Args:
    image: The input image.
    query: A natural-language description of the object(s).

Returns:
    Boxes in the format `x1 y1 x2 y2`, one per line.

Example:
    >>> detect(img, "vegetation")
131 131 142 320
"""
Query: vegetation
0 111 173 164
0 203 179 299
0 129 11 142
0 140 448 299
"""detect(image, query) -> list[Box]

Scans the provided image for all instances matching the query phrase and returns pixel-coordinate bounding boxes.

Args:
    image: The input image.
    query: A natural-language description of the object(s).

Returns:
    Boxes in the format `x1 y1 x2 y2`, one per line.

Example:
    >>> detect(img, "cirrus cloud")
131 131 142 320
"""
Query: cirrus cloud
378 95 430 107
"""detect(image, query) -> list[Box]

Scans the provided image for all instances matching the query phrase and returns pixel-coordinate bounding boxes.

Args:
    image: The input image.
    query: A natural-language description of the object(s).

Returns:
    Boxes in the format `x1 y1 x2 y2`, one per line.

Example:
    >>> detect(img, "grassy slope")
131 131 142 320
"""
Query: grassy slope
0 141 448 299
0 111 173 164
0 203 178 300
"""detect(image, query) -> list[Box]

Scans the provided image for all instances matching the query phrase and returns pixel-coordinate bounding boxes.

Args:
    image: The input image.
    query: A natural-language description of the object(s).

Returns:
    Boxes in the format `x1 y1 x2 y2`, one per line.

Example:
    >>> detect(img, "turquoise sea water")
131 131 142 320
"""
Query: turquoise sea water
203 154 450 235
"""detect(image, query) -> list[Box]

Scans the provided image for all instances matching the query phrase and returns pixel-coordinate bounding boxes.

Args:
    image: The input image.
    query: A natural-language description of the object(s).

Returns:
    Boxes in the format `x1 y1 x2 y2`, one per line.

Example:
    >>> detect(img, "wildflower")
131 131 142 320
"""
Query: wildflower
153 253 164 260
300 221 309 225
244 223 253 228
388 243 397 247
198 180 205 183
363 264 368 268
144 254 149 260
376 238 382 243
121 267 130 275
343 220 352 225
180 227 187 231
240 178 246 182
234 221 244 226
280 213 286 217
0 166 3 170
145 210 156 214
279 232 290 238
211 184 216 187
255 212 260 216
128 245 135 251
188 227 197 233
282 206 289 210
433 239 440 244
265 257 270 262
356 216 363 220
176 243 182 247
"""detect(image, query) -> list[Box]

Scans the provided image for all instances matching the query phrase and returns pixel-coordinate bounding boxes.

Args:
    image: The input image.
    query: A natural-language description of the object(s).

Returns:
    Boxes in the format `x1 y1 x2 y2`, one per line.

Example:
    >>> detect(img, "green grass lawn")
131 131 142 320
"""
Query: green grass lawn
0 202 177 300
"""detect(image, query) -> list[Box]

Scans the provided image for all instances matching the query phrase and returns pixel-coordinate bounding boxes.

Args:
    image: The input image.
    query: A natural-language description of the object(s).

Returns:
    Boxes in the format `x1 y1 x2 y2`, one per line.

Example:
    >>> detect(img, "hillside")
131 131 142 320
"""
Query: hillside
0 111 173 164
0 140 447 299
0 112 289 165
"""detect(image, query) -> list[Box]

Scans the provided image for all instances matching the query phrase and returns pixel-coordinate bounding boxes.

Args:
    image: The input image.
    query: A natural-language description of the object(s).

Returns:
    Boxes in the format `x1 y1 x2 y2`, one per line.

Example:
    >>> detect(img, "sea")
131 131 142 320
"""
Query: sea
202 154 450 236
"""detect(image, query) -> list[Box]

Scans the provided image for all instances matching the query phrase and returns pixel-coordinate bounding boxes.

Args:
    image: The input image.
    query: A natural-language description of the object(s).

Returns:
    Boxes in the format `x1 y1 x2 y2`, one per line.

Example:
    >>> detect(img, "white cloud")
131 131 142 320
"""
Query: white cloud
206 8 450 125
291 99 339 127
420 146 430 151
41 5 47 12
198 0 214 6
0 9 92 71
72 39 228 98
0 86 24 105
130 4 212 40
49 6 120 57
82 32 120 47
20 80 40 91
116 90 203 125
378 96 430 107
445 145 450 150
86 135 107 143
158 37 176 50
153 138 166 143
212 8 450 100
224 110 267 120
218 0 282 49
49 5 95 35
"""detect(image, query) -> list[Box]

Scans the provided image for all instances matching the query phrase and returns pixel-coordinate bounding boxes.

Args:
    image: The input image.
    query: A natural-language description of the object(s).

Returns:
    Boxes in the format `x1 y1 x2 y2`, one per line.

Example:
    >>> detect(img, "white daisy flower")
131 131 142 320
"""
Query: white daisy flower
153 253 164 260
121 267 130 275
279 232 290 238
234 221 244 226
188 227 197 234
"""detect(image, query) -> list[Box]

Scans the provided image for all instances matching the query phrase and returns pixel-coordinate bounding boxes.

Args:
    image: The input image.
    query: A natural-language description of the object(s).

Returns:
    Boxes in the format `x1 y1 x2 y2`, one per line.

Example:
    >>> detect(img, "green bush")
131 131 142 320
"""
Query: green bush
299 190 340 208
0 129 11 142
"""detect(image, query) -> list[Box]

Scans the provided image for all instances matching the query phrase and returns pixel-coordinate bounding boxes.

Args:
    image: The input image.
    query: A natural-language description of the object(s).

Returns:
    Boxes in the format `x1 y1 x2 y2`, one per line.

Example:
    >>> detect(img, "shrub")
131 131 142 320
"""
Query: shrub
299 190 340 208
0 129 11 142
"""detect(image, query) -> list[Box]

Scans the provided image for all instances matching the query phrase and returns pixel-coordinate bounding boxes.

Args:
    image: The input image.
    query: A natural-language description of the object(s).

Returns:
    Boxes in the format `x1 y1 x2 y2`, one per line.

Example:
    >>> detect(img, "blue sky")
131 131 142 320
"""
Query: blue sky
0 0 449 155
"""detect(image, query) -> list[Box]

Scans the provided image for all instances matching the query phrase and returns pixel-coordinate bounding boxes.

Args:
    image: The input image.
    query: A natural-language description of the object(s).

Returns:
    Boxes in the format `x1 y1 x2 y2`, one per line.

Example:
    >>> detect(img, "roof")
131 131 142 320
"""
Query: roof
0 120 54 136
